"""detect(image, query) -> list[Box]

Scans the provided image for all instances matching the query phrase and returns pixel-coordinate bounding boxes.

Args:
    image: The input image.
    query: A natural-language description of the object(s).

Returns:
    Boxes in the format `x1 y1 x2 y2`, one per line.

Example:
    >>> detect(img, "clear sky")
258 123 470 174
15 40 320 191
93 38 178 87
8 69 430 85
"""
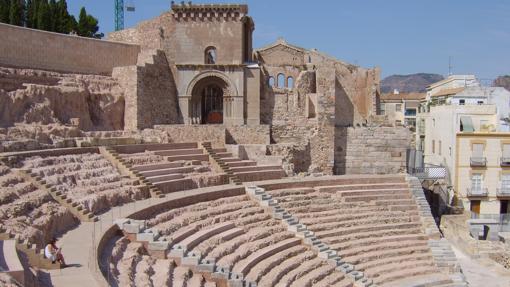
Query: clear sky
67 0 510 80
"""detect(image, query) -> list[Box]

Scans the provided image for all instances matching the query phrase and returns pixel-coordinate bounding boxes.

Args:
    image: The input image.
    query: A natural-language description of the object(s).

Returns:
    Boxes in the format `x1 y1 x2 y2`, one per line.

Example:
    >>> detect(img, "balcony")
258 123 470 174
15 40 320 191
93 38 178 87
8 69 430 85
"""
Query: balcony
466 188 488 197
497 187 510 198
501 157 510 167
470 157 487 167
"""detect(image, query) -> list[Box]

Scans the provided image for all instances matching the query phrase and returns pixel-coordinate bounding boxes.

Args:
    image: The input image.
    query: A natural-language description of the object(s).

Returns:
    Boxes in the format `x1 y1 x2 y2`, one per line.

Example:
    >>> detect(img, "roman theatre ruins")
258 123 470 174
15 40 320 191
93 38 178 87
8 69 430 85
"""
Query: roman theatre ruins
0 2 468 287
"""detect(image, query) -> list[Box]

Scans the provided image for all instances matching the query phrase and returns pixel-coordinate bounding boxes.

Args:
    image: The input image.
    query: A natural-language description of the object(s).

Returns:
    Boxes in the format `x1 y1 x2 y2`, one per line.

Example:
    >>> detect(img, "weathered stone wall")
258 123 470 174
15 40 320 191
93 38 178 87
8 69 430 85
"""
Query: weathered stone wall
153 125 226 147
113 50 180 130
335 127 412 174
0 23 140 75
226 125 270 145
0 67 125 130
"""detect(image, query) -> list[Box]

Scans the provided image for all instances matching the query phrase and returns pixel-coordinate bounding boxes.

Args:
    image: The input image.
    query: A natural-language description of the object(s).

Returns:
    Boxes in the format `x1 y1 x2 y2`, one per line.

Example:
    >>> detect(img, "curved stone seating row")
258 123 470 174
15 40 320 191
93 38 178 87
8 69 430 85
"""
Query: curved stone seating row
110 194 353 287
0 240 24 285
217 150 286 182
108 238 218 287
0 164 77 249
255 176 460 287
22 153 148 215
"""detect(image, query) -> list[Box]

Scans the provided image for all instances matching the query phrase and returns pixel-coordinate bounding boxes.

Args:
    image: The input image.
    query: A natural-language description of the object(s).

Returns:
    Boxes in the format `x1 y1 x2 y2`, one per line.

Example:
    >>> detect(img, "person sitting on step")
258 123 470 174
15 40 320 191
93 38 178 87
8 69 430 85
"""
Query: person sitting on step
45 237 66 266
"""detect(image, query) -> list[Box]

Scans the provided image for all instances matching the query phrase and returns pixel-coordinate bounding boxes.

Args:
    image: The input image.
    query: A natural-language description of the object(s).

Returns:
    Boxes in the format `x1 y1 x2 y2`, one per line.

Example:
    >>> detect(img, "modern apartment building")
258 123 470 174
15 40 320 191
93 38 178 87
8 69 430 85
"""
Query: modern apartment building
380 91 425 128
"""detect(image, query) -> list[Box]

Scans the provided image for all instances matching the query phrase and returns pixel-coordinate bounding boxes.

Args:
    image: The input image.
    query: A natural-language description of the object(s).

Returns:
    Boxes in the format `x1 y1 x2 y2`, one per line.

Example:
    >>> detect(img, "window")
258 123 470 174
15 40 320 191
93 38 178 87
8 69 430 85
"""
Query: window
502 174 510 189
380 104 386 115
433 119 435 127
287 77 294 89
396 104 402 111
449 147 452 156
438 141 442 155
205 47 217 64
432 140 435 154
472 143 484 157
503 144 510 159
277 73 285 88
471 173 483 192
459 99 465 105
405 108 416 116
268 76 275 87
477 100 484 105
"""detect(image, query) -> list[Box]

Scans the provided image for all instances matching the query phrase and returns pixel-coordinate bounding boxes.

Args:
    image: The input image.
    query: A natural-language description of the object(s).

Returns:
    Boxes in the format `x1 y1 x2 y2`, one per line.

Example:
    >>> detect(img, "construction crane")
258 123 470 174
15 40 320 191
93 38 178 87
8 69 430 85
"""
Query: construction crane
115 0 135 31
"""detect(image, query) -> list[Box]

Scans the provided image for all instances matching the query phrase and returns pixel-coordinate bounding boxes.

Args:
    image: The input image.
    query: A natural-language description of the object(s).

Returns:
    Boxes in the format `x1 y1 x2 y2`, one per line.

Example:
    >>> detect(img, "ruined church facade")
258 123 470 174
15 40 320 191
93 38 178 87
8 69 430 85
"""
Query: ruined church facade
108 3 381 131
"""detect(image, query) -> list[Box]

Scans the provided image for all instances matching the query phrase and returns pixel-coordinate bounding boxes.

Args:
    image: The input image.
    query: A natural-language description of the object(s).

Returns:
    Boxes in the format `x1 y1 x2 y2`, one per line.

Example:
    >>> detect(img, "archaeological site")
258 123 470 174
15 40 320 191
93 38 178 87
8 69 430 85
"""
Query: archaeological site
0 2 508 287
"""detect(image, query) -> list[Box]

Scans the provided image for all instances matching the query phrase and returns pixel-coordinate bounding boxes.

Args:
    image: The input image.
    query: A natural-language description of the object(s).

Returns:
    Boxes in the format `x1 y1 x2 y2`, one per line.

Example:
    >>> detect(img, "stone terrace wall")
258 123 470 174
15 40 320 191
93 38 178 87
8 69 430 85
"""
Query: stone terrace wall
154 125 226 147
226 125 270 145
0 23 140 75
335 126 412 174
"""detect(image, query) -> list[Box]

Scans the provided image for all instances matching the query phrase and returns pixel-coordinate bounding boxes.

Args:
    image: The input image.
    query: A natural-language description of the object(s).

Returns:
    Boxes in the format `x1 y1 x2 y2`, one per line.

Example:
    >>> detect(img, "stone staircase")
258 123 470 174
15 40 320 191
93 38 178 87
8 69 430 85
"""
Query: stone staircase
201 142 242 185
102 146 164 198
17 169 98 222
245 185 373 287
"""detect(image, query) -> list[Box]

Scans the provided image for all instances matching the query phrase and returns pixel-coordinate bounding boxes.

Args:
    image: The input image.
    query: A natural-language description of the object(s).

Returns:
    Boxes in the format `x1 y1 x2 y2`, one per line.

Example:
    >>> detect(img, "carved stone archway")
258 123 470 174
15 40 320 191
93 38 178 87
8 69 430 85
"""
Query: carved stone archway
185 71 239 124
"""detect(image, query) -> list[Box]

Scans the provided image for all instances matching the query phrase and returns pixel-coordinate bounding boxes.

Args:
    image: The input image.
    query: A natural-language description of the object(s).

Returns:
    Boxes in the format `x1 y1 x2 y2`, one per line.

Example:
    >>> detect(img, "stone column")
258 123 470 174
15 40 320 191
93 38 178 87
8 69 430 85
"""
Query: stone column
179 95 191 124
225 96 244 125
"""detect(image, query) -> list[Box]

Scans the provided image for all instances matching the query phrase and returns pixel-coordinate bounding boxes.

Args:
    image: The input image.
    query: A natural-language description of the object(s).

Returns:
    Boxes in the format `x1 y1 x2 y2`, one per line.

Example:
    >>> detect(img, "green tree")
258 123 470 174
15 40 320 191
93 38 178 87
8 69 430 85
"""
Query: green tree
76 7 102 38
0 0 11 23
36 0 50 30
55 0 74 33
9 0 23 26
48 0 56 31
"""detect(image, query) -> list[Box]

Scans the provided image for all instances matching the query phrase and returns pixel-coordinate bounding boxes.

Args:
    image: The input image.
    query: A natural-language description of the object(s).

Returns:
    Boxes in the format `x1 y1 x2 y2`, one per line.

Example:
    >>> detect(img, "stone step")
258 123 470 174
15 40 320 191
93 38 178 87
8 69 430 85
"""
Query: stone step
154 148 204 157
226 160 257 167
140 166 194 177
132 162 183 172
166 154 209 162
146 173 185 183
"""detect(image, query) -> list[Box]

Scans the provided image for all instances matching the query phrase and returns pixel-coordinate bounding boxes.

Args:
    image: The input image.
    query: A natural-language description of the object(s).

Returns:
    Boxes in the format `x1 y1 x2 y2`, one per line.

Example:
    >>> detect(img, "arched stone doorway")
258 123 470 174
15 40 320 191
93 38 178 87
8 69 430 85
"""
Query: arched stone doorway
188 72 236 124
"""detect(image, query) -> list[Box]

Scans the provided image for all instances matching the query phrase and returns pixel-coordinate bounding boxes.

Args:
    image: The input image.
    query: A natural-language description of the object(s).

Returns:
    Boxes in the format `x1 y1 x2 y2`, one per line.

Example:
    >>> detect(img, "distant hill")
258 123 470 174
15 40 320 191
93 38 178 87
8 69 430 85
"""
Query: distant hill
494 75 510 92
381 73 444 93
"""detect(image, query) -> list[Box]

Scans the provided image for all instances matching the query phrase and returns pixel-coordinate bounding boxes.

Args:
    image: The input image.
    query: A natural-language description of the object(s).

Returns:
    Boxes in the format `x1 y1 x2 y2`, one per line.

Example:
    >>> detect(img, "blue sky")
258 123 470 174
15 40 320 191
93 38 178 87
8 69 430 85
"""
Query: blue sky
67 0 510 79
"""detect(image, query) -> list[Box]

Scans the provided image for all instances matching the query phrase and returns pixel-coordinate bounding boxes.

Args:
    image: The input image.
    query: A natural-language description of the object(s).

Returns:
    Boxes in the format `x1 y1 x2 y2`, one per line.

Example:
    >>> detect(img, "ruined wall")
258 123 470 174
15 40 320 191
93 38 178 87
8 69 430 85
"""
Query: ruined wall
226 125 270 145
0 67 125 131
113 50 180 130
0 23 140 75
335 127 412 174
153 125 226 147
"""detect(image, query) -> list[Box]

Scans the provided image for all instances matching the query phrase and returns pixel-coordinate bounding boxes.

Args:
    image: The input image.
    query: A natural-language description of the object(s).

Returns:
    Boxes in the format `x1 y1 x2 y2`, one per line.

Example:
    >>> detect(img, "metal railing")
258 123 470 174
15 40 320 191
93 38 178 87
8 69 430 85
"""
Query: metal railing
409 165 448 180
470 157 487 167
466 188 488 197
497 186 510 197
471 212 510 224
501 157 510 167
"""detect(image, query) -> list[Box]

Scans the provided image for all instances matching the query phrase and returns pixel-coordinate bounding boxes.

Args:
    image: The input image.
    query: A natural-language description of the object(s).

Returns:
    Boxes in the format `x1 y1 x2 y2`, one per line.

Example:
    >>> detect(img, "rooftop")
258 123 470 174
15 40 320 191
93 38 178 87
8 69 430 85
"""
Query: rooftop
381 92 426 101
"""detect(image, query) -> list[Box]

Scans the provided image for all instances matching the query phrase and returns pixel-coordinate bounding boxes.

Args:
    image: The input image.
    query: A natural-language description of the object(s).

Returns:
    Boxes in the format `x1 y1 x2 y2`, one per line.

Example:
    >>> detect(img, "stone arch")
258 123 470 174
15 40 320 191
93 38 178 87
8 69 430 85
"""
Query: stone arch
186 71 238 124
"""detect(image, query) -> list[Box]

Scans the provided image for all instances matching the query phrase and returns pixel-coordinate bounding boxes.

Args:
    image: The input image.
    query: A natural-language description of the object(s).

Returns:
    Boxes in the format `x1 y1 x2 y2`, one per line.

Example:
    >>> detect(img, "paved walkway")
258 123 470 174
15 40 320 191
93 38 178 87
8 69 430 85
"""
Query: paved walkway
451 245 510 287
47 196 167 287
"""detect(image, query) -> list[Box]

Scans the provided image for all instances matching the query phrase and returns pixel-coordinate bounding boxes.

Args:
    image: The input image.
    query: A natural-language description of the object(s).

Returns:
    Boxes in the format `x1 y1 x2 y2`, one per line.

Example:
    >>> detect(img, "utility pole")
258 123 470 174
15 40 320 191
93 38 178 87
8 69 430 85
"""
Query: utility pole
448 56 453 76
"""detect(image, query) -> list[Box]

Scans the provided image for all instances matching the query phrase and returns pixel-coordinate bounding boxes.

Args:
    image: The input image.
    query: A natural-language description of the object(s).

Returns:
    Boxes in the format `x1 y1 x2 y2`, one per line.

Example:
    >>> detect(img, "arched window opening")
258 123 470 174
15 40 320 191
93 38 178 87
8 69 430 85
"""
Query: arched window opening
277 73 285 88
268 76 275 87
287 77 294 89
205 47 217 64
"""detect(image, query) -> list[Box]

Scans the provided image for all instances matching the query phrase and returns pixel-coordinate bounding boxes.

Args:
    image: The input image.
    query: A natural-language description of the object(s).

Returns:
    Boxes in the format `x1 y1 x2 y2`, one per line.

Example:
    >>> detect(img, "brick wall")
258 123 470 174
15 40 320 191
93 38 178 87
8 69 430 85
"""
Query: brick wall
0 23 140 75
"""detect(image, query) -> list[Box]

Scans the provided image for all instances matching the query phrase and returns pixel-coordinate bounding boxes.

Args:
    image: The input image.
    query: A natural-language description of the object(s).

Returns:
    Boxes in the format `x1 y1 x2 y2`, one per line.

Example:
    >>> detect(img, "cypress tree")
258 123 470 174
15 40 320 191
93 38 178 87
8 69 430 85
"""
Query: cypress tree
36 0 50 30
0 0 11 24
25 0 35 28
9 0 22 26
48 0 55 31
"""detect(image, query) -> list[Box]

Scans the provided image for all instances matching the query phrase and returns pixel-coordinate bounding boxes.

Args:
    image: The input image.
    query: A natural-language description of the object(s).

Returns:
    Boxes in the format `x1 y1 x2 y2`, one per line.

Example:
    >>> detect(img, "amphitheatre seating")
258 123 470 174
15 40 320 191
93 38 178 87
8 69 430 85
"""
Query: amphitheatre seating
22 153 147 215
116 143 228 194
0 163 77 248
264 176 450 286
0 240 24 285
213 147 286 182
110 194 354 287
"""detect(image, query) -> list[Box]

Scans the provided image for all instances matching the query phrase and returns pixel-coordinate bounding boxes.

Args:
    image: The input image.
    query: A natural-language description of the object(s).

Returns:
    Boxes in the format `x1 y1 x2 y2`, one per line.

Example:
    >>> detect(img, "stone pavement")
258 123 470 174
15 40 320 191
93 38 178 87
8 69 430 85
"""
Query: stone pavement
451 245 510 287
47 196 168 287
